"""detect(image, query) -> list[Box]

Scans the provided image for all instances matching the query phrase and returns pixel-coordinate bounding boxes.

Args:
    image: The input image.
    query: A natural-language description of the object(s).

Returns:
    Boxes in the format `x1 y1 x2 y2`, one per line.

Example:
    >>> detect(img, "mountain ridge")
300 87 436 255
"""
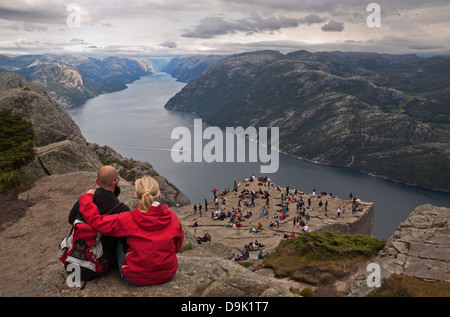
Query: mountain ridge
164 50 450 192
0 54 156 108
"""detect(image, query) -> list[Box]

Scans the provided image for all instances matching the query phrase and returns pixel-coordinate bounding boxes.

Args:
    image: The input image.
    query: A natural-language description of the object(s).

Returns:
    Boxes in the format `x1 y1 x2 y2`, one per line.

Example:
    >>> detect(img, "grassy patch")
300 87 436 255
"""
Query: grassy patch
237 261 254 269
179 243 194 253
368 274 450 297
263 231 386 290
282 231 386 261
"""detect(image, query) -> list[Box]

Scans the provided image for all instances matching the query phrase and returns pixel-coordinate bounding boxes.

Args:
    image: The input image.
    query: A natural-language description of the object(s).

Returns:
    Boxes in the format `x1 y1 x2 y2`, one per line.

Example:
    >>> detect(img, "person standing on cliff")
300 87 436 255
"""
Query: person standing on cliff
68 165 130 275
236 221 242 235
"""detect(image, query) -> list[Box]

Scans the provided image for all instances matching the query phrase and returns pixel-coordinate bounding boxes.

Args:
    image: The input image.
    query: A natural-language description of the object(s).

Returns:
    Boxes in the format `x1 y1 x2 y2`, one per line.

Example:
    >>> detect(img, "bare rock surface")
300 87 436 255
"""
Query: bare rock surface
346 204 450 297
0 172 292 297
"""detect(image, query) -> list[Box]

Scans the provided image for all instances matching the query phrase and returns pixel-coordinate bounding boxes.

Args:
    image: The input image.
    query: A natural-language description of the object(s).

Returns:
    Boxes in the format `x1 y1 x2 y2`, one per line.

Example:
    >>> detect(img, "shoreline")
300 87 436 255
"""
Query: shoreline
281 149 450 194
163 105 450 194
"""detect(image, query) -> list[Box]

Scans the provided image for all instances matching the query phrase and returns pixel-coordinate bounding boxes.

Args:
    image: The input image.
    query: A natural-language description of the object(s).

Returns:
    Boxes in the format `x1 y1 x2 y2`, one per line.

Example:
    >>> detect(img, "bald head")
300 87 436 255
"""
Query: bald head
96 165 119 191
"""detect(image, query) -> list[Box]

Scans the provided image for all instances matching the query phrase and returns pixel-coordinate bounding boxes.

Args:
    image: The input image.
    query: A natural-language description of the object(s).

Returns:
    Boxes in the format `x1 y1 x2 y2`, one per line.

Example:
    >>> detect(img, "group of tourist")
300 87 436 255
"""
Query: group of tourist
191 175 362 263
235 240 267 261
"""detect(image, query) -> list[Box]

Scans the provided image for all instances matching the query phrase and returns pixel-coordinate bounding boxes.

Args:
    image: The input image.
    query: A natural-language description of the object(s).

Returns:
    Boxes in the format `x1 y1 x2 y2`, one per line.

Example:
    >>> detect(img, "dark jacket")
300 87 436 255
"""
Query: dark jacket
68 187 131 259
69 187 130 224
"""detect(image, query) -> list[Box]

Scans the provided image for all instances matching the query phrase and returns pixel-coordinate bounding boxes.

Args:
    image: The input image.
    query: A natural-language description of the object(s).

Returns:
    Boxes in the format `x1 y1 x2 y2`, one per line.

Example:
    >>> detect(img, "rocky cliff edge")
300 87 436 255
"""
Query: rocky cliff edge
0 171 292 297
346 204 450 296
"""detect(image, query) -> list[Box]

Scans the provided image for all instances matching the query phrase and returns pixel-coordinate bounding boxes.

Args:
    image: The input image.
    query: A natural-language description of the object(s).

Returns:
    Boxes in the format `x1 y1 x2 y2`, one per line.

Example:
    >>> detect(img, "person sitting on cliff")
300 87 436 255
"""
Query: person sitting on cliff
78 176 184 286
197 233 211 244
68 165 130 276
241 250 250 260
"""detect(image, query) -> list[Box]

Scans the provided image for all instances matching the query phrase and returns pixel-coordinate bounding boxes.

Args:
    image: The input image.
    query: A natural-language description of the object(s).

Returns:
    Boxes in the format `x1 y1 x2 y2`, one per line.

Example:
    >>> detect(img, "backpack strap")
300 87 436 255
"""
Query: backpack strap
103 201 126 215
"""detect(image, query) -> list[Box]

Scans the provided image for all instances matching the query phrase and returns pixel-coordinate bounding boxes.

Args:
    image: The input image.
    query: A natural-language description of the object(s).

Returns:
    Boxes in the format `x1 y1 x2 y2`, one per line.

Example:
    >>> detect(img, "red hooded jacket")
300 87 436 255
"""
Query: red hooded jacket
79 193 184 286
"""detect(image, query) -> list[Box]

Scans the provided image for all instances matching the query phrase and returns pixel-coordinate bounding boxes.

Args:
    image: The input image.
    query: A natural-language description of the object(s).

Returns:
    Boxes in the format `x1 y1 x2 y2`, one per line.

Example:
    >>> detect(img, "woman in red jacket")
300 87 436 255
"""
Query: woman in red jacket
79 176 184 286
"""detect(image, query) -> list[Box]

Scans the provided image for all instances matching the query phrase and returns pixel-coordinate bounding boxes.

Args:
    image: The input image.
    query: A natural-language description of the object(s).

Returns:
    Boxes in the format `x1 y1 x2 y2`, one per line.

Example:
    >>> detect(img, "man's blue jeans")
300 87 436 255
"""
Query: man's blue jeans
116 240 134 285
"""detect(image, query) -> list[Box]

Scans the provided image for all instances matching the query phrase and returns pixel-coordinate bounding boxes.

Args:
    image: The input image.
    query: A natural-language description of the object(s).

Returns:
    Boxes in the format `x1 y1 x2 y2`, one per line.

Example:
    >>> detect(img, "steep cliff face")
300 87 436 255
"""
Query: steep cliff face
19 60 86 108
0 72 102 182
163 54 226 82
0 73 85 146
165 50 450 191
0 73 189 207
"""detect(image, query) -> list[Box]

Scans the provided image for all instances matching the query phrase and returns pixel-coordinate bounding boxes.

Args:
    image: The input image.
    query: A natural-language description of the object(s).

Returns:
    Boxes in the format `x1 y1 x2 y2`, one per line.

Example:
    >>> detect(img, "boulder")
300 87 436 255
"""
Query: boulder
346 204 450 297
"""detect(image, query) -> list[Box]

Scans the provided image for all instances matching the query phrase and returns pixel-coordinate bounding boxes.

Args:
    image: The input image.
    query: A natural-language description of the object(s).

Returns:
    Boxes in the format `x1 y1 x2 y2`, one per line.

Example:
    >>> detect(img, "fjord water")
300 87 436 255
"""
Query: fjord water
67 73 450 239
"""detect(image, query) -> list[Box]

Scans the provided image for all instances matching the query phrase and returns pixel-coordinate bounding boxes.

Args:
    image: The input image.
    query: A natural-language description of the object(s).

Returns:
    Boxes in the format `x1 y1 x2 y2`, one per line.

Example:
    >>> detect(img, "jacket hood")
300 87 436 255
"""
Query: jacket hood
131 204 173 231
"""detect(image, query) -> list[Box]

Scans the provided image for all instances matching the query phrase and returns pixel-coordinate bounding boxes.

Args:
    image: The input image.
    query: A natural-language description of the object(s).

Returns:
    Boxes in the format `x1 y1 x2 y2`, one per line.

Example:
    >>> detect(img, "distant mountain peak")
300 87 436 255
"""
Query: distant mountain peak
0 54 156 108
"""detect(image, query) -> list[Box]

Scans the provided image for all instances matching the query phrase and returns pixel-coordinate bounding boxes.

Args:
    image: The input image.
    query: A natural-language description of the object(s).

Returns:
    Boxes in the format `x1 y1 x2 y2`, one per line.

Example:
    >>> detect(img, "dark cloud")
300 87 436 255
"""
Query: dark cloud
0 2 99 25
23 23 48 32
299 14 325 25
0 4 67 24
181 14 299 38
321 19 344 32
160 41 177 48
409 44 444 50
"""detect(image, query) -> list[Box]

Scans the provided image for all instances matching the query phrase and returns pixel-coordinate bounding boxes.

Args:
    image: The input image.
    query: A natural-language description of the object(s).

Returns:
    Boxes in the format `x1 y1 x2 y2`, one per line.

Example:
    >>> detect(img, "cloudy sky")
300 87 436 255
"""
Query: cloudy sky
0 0 449 57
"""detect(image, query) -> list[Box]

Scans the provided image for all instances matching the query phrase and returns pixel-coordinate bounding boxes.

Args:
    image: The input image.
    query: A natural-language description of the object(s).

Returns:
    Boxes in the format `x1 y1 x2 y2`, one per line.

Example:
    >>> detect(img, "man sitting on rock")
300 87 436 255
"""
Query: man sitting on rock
68 165 130 273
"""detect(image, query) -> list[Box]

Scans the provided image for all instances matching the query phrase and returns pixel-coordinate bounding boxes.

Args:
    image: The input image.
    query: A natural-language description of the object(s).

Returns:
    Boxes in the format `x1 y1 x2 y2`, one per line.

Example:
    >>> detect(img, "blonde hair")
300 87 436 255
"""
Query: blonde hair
135 176 160 212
